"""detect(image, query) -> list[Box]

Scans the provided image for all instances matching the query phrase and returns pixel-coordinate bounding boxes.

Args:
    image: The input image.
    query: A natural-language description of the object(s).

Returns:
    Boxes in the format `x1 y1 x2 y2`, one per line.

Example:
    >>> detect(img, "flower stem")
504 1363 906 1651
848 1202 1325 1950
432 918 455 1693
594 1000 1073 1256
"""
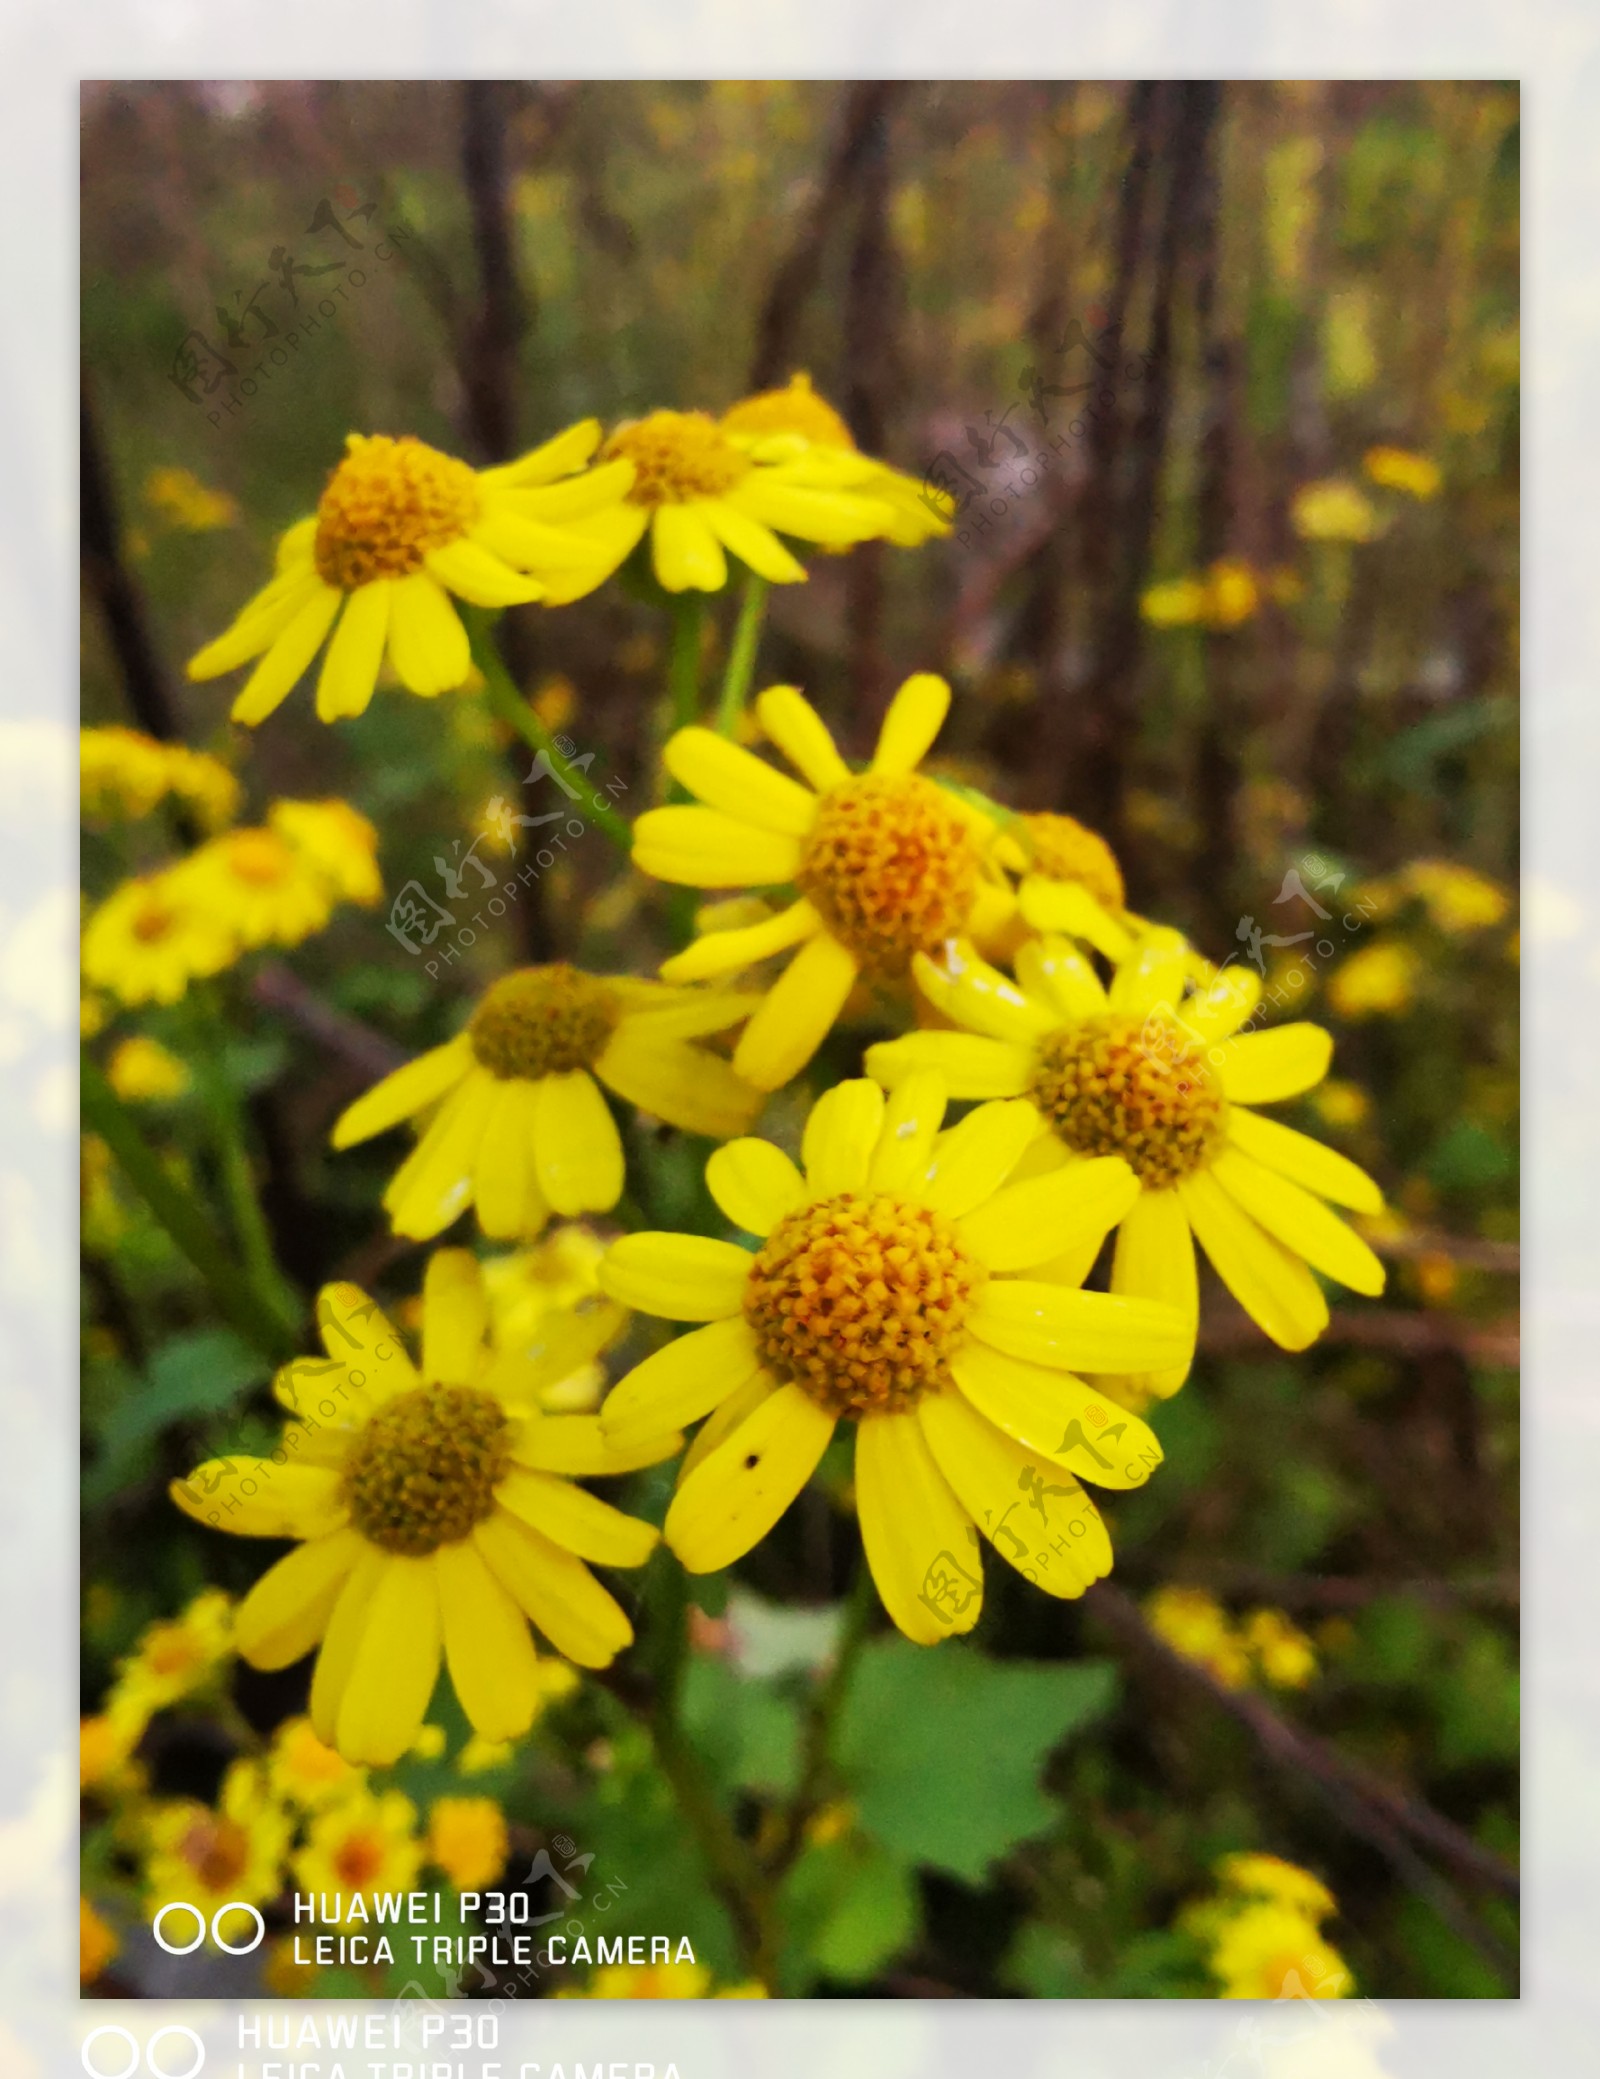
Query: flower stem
667 594 704 732
81 1060 297 1363
714 574 769 737
188 984 296 1322
770 1555 877 1877
465 611 633 854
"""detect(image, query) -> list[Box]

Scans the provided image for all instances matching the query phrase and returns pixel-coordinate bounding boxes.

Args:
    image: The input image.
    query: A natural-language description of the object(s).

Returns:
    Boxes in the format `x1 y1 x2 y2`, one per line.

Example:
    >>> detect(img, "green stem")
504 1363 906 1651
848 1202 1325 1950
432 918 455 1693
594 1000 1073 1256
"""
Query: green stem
714 574 769 736
188 986 292 1316
773 1557 877 1874
667 594 705 732
465 611 633 854
82 1061 297 1363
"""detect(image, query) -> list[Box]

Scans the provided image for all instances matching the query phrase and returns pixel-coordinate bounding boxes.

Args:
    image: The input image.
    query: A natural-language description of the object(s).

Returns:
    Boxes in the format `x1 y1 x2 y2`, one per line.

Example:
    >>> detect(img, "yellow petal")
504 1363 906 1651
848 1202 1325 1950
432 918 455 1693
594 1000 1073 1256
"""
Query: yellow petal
314 583 391 721
335 1556 442 1766
967 1280 1194 1373
473 1080 539 1239
677 1372 776 1481
912 946 1058 1045
187 569 321 679
664 728 819 837
706 1138 806 1235
1014 936 1109 1022
651 502 728 591
865 1030 1034 1099
870 673 950 775
510 1411 683 1477
1183 963 1262 1044
957 1155 1139 1272
801 1079 885 1197
482 418 602 487
1109 927 1190 1019
601 1317 763 1448
754 684 852 791
918 1389 1112 1595
421 1249 489 1384
474 1510 633 1666
732 933 859 1089
732 475 890 545
531 1069 624 1216
664 1382 835 1572
309 1546 386 1745
435 1539 541 1742
659 898 821 983
170 1460 346 1540
856 1409 980 1643
1108 1186 1199 1398
632 805 804 889
330 1034 475 1149
425 537 545 607
230 585 343 724
381 1071 496 1240
496 1468 660 1567
386 572 471 695
1018 876 1133 959
1177 1168 1330 1350
1211 1025 1333 1104
701 500 807 583
314 1284 420 1400
600 1233 754 1320
234 1529 363 1669
949 1341 1165 1490
1211 1148 1386 1296
919 1098 1039 1218
1225 1106 1383 1214
867 1069 948 1193
596 1030 764 1140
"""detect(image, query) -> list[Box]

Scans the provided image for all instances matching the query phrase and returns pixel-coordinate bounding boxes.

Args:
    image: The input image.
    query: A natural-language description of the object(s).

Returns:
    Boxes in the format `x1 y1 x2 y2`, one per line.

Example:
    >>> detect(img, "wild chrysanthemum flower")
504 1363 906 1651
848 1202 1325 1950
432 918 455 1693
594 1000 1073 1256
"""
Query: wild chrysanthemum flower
721 372 953 547
1290 478 1381 543
1184 1854 1350 2000
1362 445 1441 501
81 725 199 822
1327 939 1420 1019
560 407 896 594
81 870 236 1006
427 1795 509 1890
143 1759 291 1923
107 1034 190 1103
867 928 1386 1392
171 1254 679 1763
80 1897 119 1985
293 1788 423 1922
633 675 1015 1088
482 1226 614 1411
169 826 338 950
266 1716 364 1811
186 424 630 724
990 809 1131 960
332 969 761 1241
269 798 384 907
106 1588 234 1733
599 1075 1190 1643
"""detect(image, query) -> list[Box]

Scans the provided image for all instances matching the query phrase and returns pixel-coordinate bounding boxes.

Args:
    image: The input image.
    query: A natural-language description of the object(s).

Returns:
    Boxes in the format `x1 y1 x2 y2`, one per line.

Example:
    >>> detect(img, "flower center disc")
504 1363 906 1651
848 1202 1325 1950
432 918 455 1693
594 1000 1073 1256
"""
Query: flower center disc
797 774 980 975
468 965 620 1081
341 1384 510 1556
722 375 855 450
184 1816 250 1891
744 1191 982 1417
222 830 295 886
1019 811 1126 912
603 410 751 507
1030 1010 1226 1188
314 434 479 590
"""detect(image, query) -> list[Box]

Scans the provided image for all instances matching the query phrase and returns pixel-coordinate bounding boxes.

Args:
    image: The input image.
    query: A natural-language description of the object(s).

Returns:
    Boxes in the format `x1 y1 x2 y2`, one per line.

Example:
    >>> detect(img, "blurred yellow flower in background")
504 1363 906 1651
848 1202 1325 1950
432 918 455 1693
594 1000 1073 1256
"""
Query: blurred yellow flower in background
106 1588 234 1734
144 463 240 533
143 1759 291 1922
267 1715 364 1810
1363 445 1441 500
80 1713 144 1796
562 1960 767 1998
1367 858 1511 933
1240 1607 1318 1689
268 798 384 908
106 1034 190 1102
1328 939 1421 1019
1141 558 1262 631
1291 478 1382 543
294 1788 423 1920
82 872 236 1006
427 1795 509 1890
1145 1586 1252 1687
80 1898 119 1985
1184 1851 1351 2000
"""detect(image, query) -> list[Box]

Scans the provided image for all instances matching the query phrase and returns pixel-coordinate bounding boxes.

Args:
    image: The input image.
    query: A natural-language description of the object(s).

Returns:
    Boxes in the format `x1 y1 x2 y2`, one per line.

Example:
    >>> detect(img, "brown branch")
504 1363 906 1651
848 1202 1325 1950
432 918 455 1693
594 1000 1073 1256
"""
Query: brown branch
250 962 407 1082
1371 1230 1520 1275
1197 1300 1519 1368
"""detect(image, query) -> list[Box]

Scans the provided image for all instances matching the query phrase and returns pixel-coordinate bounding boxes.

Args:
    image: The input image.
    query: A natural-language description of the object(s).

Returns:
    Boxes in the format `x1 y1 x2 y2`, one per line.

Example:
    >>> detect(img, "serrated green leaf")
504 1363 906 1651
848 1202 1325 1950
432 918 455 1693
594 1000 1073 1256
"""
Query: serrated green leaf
778 1833 919 1988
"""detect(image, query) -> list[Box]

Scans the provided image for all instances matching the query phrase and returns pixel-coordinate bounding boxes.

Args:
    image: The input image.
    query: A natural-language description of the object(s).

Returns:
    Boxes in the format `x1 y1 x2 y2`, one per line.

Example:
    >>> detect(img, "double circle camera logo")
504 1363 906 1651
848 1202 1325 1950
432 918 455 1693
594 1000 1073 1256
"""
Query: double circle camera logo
80 2025 205 2079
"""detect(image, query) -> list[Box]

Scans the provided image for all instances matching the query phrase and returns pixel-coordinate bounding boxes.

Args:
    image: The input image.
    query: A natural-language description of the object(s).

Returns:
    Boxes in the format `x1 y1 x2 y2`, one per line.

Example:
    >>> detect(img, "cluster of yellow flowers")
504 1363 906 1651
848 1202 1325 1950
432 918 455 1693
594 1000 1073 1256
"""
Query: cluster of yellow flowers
1144 1585 1318 1691
1180 1852 1352 1999
82 724 241 829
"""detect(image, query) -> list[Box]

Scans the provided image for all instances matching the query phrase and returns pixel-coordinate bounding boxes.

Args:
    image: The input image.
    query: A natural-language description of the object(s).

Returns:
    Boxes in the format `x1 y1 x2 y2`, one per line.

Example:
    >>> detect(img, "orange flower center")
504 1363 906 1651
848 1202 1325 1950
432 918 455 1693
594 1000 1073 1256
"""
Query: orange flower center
183 1815 250 1891
796 774 980 975
603 410 750 508
1018 811 1126 913
314 434 479 589
131 898 177 943
332 1833 386 1889
341 1384 510 1556
744 1191 982 1416
468 965 621 1081
1030 1009 1225 1188
222 830 296 886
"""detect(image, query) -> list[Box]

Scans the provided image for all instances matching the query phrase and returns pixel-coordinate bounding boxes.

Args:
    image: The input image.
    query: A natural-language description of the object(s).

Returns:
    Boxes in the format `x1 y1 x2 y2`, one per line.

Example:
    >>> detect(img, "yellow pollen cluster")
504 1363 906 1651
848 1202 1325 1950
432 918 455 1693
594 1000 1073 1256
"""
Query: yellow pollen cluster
1019 811 1126 913
1030 1011 1226 1188
340 1384 511 1556
313 434 480 590
744 1191 982 1416
797 774 980 974
469 965 621 1080
182 1816 250 1891
721 375 855 450
603 411 751 508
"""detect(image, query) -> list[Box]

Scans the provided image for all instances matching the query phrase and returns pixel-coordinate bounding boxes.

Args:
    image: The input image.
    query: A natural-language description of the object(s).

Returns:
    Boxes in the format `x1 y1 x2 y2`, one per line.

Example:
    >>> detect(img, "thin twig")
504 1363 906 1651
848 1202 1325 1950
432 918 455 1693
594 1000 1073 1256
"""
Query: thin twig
1197 1300 1518 1367
251 962 407 1082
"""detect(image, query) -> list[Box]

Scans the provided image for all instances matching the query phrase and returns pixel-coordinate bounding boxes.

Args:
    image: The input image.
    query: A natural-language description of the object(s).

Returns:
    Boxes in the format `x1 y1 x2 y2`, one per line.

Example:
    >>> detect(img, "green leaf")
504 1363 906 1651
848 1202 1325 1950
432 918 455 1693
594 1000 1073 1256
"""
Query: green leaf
834 1639 1116 1882
680 1653 801 1798
778 1833 919 1988
98 1328 268 1458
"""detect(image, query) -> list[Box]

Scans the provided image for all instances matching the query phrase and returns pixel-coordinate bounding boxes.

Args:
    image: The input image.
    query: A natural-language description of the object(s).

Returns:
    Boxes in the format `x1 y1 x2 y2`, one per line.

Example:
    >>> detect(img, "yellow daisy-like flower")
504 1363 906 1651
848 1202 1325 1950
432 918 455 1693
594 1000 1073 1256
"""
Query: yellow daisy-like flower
483 1226 611 1412
269 798 384 908
294 1788 423 1923
426 1795 509 1891
81 725 189 822
143 1759 292 1923
266 1715 365 1811
1327 939 1420 1019
171 1254 680 1764
81 870 236 1006
1290 478 1382 544
169 825 338 951
1145 1585 1252 1689
332 968 761 1242
1206 1900 1351 1999
867 927 1386 1393
107 1034 190 1103
561 407 896 594
106 1588 234 1733
599 1075 1191 1643
1362 445 1441 501
81 1897 119 1986
633 675 1014 1089
721 372 953 547
186 423 630 725
989 809 1131 961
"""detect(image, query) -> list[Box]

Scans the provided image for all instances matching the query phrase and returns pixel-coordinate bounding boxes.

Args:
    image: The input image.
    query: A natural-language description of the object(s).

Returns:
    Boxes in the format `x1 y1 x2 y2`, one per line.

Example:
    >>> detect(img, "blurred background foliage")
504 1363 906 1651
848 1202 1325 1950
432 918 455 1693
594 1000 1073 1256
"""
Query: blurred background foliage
80 79 1518 2000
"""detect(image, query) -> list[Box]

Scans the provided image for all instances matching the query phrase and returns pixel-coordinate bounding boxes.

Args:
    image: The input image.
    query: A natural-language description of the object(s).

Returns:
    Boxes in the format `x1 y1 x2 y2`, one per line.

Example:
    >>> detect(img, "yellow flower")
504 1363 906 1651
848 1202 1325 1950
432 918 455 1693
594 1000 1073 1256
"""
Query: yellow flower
1140 560 1261 631
721 372 953 547
1207 1900 1351 1999
267 1715 364 1810
410 1723 448 1761
1398 859 1510 933
1140 575 1212 628
81 871 236 1006
145 463 240 532
1219 1854 1337 1917
186 424 630 725
294 1788 423 1923
171 1253 680 1763
1309 1079 1371 1130
1145 1586 1251 1688
482 1227 613 1411
80 1712 141 1794
599 1075 1191 1642
144 1759 292 1923
107 1588 234 1731
169 826 338 951
1327 940 1420 1019
563 1960 766 1998
634 675 1016 1089
107 1035 191 1102
269 798 384 907
332 968 761 1241
427 1795 509 1890
166 745 243 830
990 810 1128 956
1241 1608 1318 1689
81 726 184 821
81 1898 119 1985
1363 445 1441 501
1291 478 1381 543
561 406 897 594
867 926 1386 1393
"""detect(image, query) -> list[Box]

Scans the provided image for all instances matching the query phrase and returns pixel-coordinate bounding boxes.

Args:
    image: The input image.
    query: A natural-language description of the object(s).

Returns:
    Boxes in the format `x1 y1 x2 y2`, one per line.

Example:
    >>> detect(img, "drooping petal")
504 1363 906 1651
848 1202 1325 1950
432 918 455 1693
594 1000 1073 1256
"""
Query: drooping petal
386 572 471 695
472 1080 538 1240
480 418 602 488
658 898 822 983
663 1382 835 1572
1014 936 1109 1022
170 1461 347 1540
1177 1168 1330 1350
230 584 344 724
705 1138 807 1236
754 684 852 791
382 1071 496 1240
870 673 950 776
496 1468 660 1568
599 1317 764 1448
855 1410 980 1644
309 1547 386 1746
967 1279 1194 1374
663 728 819 837
425 537 546 607
866 1069 948 1193
335 1556 442 1766
732 933 859 1089
1225 1106 1383 1214
1211 1148 1386 1296
421 1248 489 1385
865 1030 1034 1099
632 805 804 889
315 580 391 722
330 1034 475 1150
474 1510 634 1667
595 1030 764 1140
912 947 1058 1045
919 1389 1112 1594
233 1529 363 1669
700 499 807 583
1211 1025 1333 1104
435 1539 541 1742
1108 1186 1199 1399
957 1155 1139 1272
949 1341 1165 1489
187 569 324 680
600 1233 754 1321
918 1098 1039 1218
651 503 728 591
531 1069 625 1216
801 1079 885 1197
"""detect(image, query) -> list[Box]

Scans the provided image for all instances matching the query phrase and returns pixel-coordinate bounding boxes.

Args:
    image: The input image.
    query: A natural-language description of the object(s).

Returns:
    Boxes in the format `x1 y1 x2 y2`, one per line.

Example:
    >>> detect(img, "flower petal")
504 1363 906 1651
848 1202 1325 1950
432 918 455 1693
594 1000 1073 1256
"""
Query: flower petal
496 1468 660 1568
865 1030 1034 1099
187 569 322 679
315 582 391 721
677 1372 776 1481
230 584 344 724
700 499 807 583
335 1556 442 1766
600 1317 764 1448
386 572 471 695
913 946 1058 1045
1211 1147 1386 1297
870 673 950 776
509 1411 682 1476
1014 935 1110 1022
732 932 859 1089
595 1030 764 1140
421 1248 488 1385
867 1069 948 1193
1108 1186 1199 1398
473 1080 539 1239
918 1098 1039 1218
233 1529 363 1669
755 684 852 791
425 537 546 607
659 898 822 983
1225 1106 1383 1214
664 727 819 836
1177 1168 1330 1350
531 1069 624 1217
314 1284 419 1399
664 1382 835 1573
1183 963 1262 1044
856 1409 980 1643
632 805 804 889
652 503 728 591
967 1279 1194 1373
330 1035 475 1149
1109 927 1191 1020
706 1138 806 1236
1211 1025 1333 1104
949 1340 1165 1489
382 1071 496 1239
309 1546 386 1745
600 1233 754 1321
957 1155 1139 1272
919 1389 1112 1594
475 1510 633 1666
802 1079 885 1197
1018 876 1133 959
435 1539 541 1742
170 1460 346 1540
